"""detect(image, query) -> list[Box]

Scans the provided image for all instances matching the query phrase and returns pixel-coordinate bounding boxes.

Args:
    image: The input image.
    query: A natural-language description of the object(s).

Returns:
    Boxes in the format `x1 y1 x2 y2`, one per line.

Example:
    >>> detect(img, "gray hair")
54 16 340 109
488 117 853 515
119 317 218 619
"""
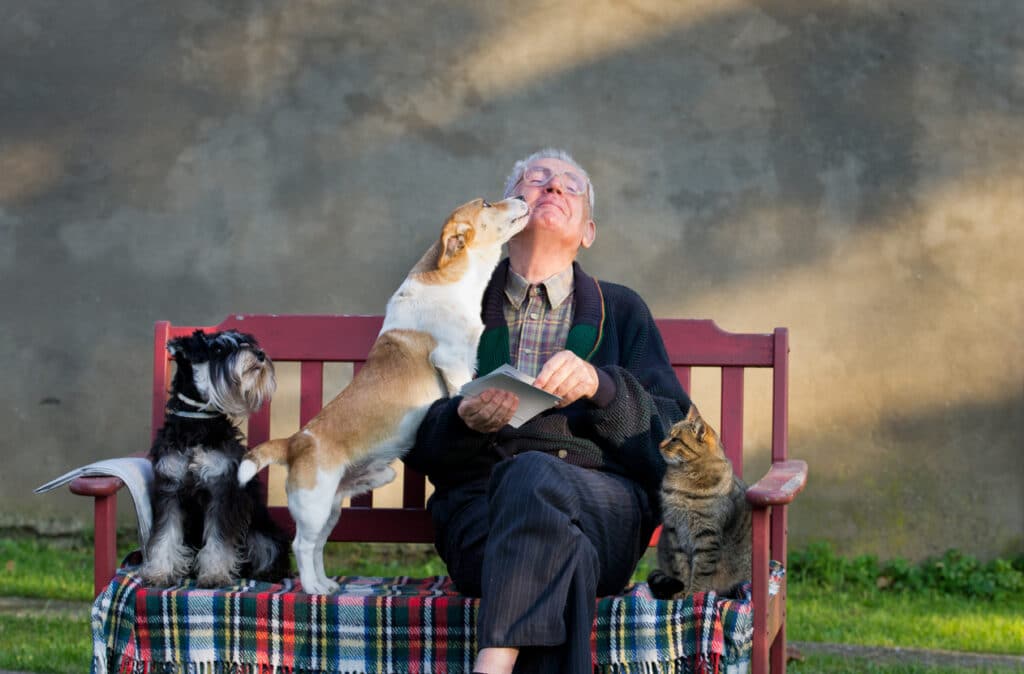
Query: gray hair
502 148 595 215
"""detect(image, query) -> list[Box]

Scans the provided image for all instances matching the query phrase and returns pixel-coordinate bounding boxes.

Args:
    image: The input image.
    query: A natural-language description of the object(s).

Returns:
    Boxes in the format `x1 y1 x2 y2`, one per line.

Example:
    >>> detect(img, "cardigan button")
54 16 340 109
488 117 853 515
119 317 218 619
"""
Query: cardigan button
557 450 568 459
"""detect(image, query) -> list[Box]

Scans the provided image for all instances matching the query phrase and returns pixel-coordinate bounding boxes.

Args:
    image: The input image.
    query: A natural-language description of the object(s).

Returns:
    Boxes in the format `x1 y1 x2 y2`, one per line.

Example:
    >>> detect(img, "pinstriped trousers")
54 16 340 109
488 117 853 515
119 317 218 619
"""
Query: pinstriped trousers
428 451 657 674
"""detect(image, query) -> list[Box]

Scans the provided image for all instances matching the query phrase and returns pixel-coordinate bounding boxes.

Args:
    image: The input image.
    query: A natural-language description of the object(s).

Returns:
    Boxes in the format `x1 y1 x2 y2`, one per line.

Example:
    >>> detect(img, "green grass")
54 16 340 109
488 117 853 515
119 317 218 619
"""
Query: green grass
0 537 99 601
2 535 1022 673
790 585 1024 656
0 614 92 674
789 654 1023 674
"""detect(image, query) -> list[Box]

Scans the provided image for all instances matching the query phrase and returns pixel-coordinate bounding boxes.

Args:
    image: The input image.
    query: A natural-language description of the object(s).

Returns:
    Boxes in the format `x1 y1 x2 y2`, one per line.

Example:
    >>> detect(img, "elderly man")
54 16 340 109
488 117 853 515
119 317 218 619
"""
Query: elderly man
403 149 692 674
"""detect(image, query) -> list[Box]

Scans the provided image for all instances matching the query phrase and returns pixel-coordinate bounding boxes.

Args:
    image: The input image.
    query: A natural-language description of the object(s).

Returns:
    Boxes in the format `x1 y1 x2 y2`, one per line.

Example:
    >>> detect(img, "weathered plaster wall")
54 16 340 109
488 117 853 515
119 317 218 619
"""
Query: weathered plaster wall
2 0 1021 560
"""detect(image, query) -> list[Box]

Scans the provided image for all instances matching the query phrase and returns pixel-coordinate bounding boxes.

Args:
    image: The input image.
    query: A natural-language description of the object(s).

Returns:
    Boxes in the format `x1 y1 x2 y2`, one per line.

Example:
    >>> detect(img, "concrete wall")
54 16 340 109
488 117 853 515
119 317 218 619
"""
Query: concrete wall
2 0 1021 560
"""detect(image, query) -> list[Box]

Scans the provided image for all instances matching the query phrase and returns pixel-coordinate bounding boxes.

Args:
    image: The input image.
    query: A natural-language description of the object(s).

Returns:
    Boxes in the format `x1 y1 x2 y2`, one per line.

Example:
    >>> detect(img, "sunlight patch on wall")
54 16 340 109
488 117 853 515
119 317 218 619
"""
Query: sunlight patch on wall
335 0 763 148
437 1 746 109
669 176 1024 448
0 141 63 204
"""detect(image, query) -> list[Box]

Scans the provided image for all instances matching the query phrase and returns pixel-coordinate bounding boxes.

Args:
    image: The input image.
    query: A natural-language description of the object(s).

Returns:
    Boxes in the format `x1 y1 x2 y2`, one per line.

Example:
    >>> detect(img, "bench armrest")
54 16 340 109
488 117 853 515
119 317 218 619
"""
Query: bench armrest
69 476 125 497
746 459 807 507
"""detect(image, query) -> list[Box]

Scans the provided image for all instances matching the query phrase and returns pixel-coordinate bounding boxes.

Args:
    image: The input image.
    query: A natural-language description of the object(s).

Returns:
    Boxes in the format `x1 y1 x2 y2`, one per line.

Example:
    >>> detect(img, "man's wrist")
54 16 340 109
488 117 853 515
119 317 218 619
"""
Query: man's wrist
589 367 617 408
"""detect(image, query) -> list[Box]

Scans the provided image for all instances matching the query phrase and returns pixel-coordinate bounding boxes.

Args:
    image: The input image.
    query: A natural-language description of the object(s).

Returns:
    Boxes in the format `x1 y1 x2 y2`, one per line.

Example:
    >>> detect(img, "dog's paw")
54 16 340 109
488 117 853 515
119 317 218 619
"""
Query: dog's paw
300 576 339 595
196 572 233 588
138 565 180 588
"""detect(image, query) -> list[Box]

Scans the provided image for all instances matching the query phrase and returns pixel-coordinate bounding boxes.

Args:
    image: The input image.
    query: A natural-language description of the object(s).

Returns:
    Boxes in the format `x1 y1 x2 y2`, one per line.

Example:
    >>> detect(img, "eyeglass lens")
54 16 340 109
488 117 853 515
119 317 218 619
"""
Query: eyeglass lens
523 167 587 195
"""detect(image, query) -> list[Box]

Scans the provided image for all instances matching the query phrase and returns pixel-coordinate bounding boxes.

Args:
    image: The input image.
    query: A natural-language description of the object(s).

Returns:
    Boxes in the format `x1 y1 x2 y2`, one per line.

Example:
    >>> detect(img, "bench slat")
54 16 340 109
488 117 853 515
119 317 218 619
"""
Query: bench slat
217 315 384 361
659 318 775 367
300 362 324 425
721 366 745 477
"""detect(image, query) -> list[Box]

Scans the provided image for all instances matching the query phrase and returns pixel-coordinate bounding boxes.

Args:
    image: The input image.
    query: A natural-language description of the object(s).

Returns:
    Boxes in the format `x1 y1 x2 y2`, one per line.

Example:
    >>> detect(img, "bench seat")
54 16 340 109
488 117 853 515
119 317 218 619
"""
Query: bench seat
92 563 785 674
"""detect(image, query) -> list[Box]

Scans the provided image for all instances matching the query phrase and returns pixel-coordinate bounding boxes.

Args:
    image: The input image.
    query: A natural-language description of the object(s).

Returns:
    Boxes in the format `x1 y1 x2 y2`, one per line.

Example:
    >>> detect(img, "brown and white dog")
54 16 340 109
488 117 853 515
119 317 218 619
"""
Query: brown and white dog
237 196 529 594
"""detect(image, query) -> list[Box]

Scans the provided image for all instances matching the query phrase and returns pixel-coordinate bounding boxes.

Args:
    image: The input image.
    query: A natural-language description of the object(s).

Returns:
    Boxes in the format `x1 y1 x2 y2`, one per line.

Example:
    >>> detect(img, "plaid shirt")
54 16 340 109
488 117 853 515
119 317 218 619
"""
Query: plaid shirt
503 266 575 377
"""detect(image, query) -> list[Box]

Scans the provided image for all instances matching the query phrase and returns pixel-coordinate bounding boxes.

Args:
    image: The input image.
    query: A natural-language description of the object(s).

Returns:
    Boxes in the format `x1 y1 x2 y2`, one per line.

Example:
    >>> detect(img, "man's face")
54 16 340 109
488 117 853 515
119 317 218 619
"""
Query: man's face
511 157 595 251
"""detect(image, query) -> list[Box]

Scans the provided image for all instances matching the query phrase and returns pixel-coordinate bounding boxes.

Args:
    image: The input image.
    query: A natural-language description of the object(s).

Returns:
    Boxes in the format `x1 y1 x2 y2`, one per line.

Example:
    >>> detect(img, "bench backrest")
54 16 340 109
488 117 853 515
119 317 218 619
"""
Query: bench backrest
153 315 788 543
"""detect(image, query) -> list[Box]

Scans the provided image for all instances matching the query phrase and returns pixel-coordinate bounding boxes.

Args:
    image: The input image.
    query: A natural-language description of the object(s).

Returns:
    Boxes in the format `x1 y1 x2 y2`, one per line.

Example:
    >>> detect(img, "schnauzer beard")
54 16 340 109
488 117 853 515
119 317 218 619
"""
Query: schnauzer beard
195 351 276 417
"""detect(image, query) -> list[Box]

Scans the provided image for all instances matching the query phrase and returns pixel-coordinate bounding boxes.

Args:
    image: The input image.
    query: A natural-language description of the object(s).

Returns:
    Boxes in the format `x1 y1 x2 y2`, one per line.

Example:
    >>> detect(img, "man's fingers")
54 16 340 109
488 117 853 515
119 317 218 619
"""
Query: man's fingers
535 351 574 392
458 390 519 432
535 351 598 405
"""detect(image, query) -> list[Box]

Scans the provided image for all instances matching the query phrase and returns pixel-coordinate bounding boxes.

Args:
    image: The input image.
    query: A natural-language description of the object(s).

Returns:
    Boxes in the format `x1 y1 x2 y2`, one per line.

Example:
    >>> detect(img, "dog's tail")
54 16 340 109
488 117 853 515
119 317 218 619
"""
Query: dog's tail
238 438 289 486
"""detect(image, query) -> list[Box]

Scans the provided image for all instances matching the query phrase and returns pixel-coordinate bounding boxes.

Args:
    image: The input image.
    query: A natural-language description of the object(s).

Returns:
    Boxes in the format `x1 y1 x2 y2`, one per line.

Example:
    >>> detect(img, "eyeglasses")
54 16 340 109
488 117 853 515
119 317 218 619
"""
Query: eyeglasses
517 166 589 196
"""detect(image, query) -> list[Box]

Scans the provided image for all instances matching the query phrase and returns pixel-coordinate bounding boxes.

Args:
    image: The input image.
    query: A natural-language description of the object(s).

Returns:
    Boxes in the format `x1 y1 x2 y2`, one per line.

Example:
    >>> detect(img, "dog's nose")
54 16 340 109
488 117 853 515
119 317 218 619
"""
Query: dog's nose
255 350 266 362
514 195 526 202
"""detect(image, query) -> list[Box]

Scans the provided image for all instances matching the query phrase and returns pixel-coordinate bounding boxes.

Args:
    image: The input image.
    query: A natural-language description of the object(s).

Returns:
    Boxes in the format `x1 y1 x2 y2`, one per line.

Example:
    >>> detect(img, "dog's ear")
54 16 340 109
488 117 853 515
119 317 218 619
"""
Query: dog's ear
166 337 186 358
438 220 474 268
166 330 210 361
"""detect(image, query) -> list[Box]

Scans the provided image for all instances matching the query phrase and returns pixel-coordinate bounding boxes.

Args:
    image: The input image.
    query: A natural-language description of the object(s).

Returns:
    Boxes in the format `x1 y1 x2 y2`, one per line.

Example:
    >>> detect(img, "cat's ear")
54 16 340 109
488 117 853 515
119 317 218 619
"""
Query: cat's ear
693 418 706 444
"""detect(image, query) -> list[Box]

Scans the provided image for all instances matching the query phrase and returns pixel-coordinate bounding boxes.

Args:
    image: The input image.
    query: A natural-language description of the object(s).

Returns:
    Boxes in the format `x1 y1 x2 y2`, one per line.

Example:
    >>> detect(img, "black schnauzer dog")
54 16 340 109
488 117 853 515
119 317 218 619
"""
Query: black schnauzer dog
140 329 290 587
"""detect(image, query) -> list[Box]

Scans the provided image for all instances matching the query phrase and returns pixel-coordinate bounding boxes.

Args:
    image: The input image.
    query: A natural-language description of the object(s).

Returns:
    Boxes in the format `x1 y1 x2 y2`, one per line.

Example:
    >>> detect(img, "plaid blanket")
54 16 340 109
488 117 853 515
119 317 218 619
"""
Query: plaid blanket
92 563 783 674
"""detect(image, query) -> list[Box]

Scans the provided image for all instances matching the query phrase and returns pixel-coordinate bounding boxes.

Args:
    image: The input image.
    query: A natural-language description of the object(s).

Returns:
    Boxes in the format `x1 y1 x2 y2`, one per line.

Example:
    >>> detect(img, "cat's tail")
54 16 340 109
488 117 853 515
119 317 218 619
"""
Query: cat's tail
238 438 289 485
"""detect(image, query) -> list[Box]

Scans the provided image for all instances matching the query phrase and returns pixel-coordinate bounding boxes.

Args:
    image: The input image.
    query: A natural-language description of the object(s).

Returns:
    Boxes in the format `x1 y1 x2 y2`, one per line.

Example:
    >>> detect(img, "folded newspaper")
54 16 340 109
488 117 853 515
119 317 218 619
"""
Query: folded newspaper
460 364 561 428
34 457 154 552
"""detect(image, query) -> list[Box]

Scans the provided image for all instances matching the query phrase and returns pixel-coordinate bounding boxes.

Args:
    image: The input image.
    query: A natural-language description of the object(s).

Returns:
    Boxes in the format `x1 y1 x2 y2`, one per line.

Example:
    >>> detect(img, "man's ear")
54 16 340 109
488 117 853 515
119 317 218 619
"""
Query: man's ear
439 220 473 268
580 219 596 250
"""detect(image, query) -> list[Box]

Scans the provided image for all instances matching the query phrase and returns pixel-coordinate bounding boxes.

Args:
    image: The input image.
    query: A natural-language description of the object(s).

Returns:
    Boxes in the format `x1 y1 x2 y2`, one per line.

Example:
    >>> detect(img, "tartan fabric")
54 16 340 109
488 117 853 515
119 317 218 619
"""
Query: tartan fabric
503 267 574 378
92 563 784 674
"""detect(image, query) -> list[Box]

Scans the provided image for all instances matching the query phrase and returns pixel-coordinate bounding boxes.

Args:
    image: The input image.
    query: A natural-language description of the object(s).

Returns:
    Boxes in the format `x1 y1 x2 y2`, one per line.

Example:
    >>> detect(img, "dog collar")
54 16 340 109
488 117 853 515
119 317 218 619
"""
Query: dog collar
168 409 222 419
177 392 213 410
168 392 221 418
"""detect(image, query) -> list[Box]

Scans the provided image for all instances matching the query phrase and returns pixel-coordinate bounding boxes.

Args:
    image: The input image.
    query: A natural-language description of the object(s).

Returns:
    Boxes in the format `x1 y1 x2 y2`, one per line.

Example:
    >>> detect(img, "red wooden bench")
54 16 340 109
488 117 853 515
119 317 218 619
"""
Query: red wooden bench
71 314 806 673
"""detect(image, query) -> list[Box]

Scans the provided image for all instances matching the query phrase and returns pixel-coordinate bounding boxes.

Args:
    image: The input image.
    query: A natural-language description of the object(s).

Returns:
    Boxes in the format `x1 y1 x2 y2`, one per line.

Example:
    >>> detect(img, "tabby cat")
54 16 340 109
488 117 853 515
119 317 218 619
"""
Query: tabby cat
647 407 752 600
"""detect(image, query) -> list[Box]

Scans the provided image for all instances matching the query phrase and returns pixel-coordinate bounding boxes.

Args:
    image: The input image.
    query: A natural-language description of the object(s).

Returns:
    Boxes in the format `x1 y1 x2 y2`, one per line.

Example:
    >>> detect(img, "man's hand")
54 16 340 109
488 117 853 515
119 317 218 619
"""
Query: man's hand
534 350 599 407
458 389 519 433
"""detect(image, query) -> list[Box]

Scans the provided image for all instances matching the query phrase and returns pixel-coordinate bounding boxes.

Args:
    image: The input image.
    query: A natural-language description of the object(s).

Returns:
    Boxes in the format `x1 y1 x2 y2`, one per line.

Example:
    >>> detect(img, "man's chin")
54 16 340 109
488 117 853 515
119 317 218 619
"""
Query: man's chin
534 202 567 217
528 210 569 231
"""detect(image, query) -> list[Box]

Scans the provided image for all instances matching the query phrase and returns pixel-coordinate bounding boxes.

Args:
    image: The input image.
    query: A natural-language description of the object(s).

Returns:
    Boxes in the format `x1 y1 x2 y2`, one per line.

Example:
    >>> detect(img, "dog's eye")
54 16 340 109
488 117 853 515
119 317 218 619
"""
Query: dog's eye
482 201 492 208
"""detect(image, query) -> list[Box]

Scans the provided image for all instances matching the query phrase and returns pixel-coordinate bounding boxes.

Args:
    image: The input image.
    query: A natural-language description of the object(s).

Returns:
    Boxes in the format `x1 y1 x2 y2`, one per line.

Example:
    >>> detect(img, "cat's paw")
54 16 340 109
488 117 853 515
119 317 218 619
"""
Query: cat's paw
646 569 687 600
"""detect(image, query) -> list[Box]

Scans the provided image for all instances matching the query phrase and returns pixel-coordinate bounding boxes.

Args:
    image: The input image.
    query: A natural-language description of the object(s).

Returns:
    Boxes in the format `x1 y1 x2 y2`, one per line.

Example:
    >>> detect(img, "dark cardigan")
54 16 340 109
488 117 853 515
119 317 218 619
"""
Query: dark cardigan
403 260 692 507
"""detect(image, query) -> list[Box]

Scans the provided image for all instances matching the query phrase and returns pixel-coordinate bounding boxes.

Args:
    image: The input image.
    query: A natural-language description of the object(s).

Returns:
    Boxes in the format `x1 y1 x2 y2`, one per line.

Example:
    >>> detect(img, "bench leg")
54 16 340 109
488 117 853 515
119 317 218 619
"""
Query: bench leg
771 623 787 673
94 493 118 597
770 504 789 672
751 507 770 674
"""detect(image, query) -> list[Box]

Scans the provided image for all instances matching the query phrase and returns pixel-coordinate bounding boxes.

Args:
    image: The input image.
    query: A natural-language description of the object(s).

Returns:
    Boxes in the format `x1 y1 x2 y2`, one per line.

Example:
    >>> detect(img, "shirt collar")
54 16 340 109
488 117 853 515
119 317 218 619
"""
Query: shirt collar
504 265 575 310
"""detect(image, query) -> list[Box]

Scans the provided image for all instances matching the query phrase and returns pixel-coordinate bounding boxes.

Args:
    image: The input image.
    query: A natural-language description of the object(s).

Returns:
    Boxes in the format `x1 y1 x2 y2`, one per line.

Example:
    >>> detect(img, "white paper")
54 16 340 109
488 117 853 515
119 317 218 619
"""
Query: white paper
460 364 561 428
35 457 154 553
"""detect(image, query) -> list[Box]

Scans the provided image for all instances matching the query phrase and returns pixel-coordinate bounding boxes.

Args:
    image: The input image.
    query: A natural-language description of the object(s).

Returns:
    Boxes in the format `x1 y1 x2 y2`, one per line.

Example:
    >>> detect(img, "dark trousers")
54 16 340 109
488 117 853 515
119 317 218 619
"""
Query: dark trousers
429 452 656 674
